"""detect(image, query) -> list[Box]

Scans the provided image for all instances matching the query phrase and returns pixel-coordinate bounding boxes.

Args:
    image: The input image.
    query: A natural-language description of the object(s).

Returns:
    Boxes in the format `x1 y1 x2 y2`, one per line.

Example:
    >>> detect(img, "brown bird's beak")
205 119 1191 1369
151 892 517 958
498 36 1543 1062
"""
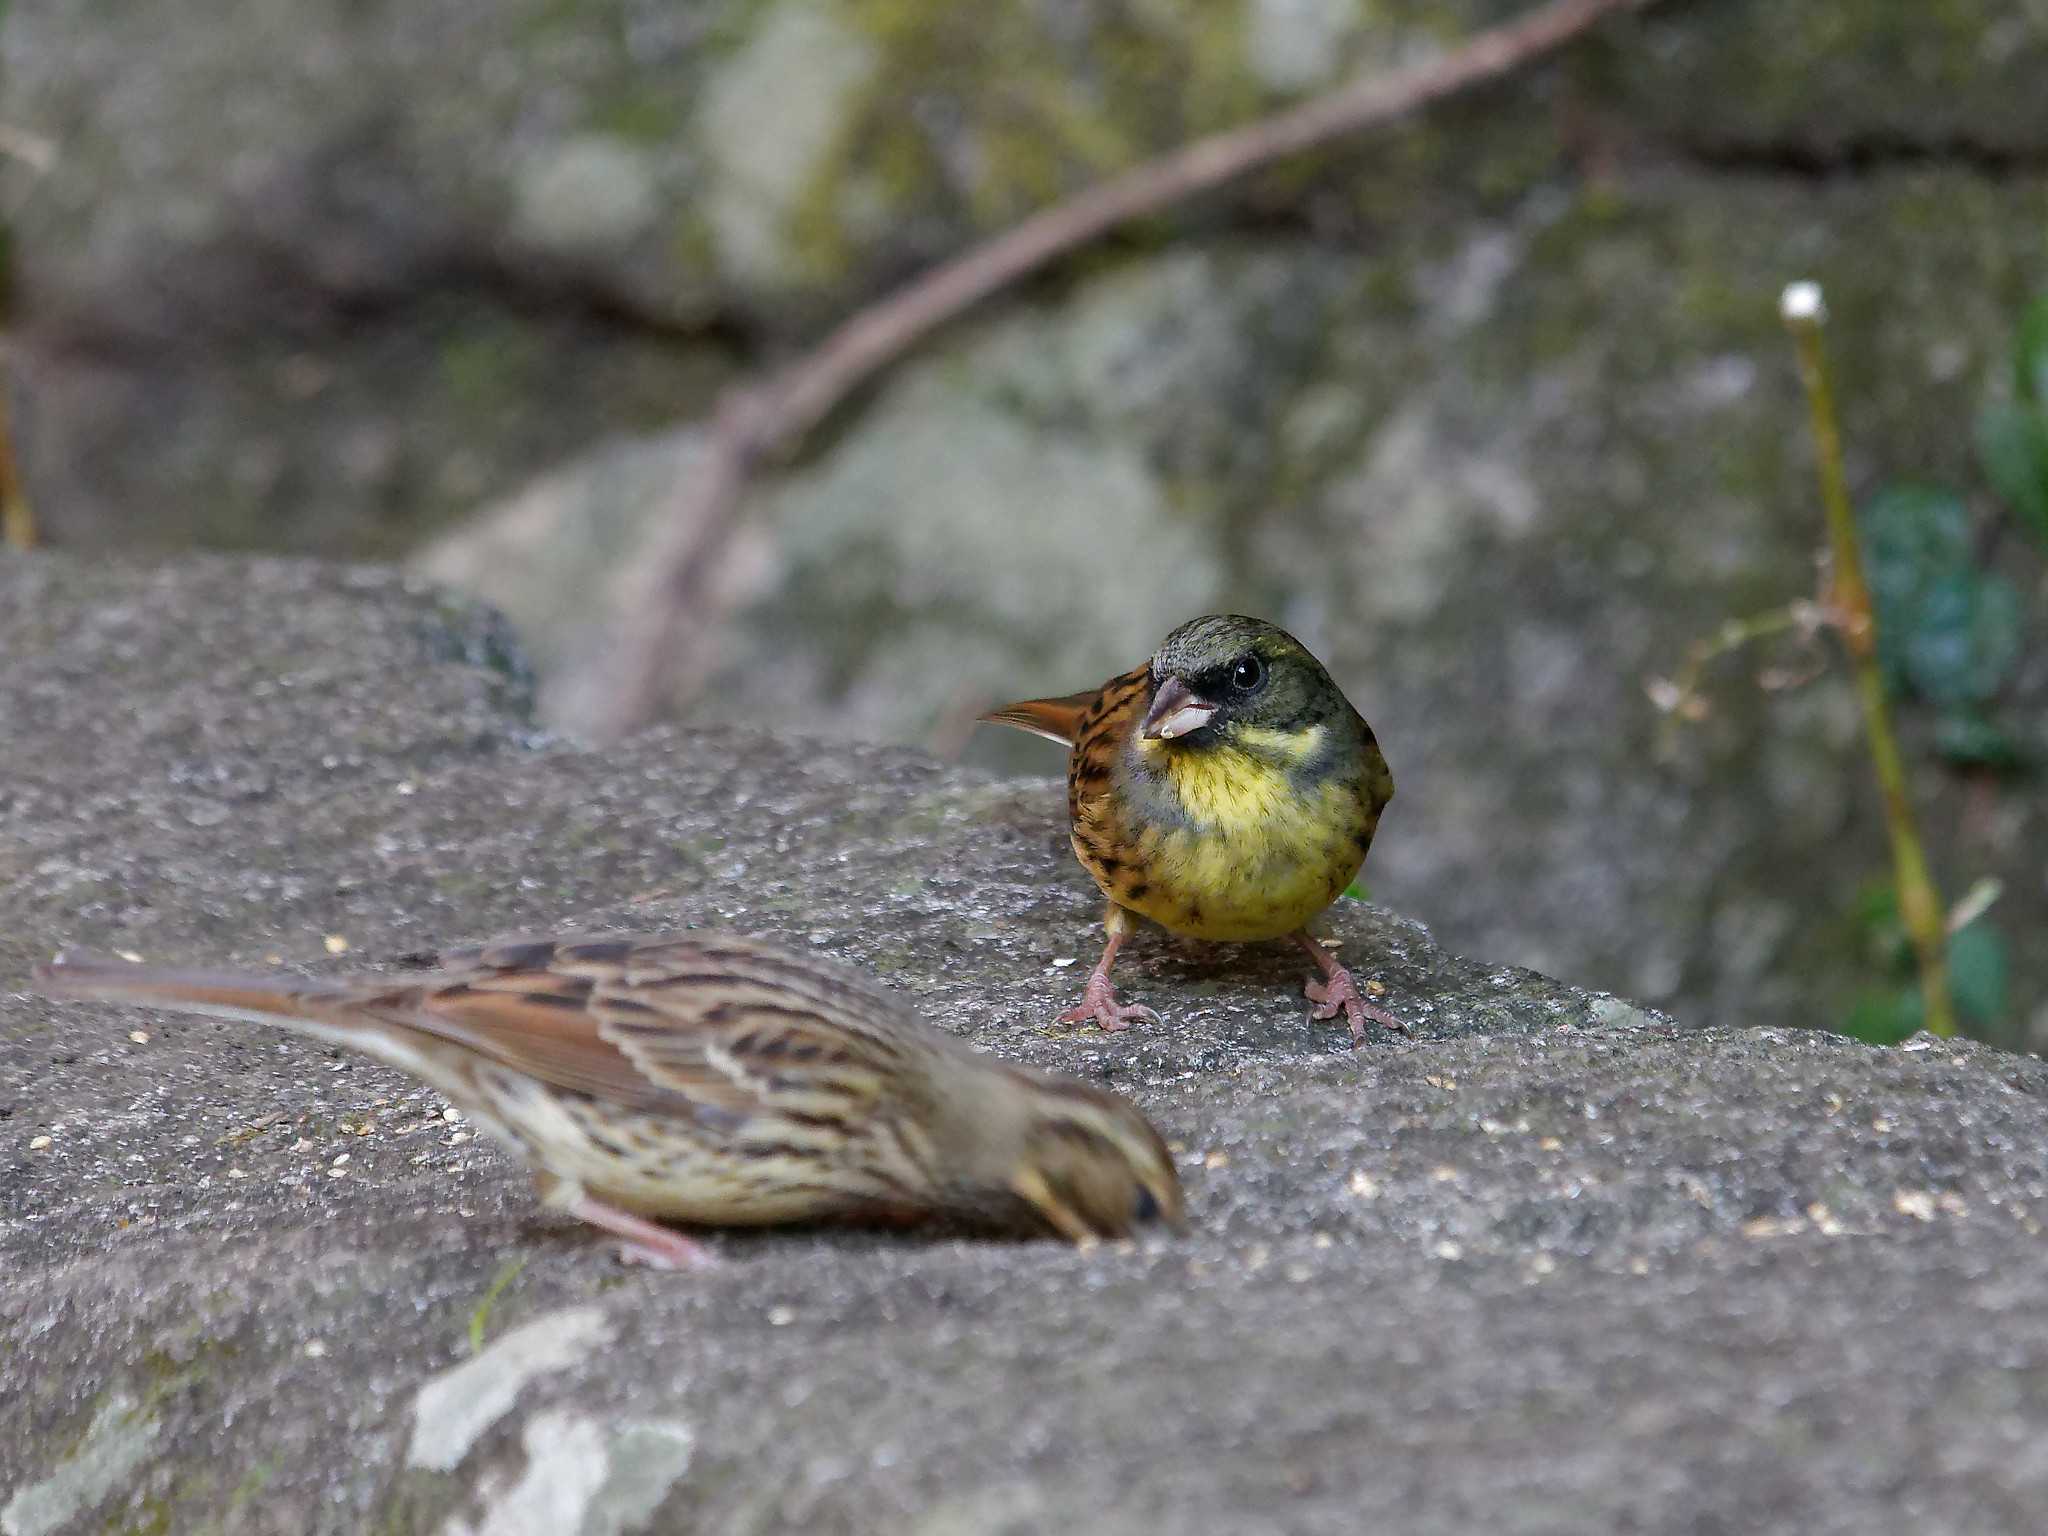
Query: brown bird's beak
1159 1192 1191 1237
1141 676 1217 741
1009 1168 1099 1245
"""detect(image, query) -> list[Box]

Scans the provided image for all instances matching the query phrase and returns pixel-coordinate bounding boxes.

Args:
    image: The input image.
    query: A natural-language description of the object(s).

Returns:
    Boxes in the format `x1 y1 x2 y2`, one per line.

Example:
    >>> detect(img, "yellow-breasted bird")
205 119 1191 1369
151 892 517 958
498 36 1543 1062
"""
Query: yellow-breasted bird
33 933 1186 1267
982 614 1399 1047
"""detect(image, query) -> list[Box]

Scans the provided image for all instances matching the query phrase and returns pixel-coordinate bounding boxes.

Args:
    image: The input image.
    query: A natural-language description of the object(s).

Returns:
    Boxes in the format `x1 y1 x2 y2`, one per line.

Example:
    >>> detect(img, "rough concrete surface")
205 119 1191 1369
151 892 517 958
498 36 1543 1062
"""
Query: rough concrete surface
4 556 2048 1535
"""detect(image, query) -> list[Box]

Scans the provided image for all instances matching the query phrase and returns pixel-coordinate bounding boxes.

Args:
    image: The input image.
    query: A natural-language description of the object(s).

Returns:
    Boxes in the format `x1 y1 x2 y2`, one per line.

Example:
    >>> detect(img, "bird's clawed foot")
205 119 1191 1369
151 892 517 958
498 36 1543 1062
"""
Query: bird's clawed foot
566 1192 720 1271
1304 965 1406 1047
616 1235 718 1271
1290 934 1405 1048
1058 972 1161 1034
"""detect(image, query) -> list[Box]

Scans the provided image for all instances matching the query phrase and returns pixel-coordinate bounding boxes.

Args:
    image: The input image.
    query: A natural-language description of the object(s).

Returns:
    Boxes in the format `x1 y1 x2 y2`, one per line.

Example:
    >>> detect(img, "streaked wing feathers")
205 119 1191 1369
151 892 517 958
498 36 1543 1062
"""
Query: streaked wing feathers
389 933 915 1122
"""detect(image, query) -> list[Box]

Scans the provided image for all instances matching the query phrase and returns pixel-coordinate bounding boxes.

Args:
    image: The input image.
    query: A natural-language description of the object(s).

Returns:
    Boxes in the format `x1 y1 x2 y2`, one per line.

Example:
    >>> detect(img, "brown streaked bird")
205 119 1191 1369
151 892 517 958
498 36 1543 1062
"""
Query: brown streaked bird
983 614 1400 1047
32 933 1186 1267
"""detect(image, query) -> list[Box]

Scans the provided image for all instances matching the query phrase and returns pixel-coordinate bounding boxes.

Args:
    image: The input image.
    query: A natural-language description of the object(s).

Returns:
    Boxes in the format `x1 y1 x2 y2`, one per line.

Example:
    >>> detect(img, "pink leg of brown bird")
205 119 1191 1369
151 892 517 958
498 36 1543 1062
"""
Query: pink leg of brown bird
1059 908 1160 1033
565 1192 718 1270
1292 933 1405 1047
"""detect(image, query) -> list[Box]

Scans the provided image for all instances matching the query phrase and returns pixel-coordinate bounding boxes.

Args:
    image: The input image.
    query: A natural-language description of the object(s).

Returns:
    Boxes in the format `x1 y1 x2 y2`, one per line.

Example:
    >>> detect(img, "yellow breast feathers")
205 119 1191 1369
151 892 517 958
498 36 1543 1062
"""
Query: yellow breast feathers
1119 726 1367 942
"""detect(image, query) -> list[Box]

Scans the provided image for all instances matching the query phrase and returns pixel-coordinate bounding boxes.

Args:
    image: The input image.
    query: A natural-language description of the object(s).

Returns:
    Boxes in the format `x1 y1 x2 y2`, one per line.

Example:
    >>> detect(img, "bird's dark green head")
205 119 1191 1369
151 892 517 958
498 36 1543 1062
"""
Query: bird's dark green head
1142 614 1354 748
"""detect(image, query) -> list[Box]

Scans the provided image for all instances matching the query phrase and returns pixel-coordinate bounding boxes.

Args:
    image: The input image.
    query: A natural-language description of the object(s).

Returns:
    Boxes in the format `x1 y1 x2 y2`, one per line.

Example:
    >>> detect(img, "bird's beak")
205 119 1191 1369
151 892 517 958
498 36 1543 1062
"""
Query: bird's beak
1010 1168 1098 1244
1160 1192 1191 1237
1141 676 1217 741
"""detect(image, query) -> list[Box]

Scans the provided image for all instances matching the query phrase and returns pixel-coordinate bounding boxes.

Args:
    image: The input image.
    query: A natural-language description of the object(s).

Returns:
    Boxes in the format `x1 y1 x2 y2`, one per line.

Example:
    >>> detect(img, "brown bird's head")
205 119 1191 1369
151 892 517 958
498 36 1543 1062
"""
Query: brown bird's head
944 1067 1187 1242
1139 613 1355 752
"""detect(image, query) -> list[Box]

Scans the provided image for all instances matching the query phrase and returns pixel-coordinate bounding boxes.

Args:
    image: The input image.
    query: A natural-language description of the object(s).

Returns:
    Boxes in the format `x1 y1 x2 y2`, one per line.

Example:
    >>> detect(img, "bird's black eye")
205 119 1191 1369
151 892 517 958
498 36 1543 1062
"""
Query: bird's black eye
1133 1187 1162 1224
1229 654 1266 693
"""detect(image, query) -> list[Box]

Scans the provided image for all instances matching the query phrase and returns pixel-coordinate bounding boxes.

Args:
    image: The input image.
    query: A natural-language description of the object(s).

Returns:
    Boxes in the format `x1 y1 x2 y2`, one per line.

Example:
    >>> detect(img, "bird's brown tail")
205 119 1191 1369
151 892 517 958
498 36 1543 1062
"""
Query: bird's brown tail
32 950 361 1029
978 690 1097 748
34 949 483 1115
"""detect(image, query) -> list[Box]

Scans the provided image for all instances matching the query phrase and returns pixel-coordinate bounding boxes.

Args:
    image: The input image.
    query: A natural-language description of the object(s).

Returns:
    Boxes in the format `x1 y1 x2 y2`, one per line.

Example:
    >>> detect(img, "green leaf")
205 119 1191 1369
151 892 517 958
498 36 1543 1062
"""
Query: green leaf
1976 401 2048 545
1844 906 2008 1044
1859 486 2023 707
1843 987 1922 1046
1851 879 1900 931
1898 569 2023 706
1342 879 1372 902
1860 485 1972 693
1861 483 1973 587
1933 709 2027 770
2014 292 2048 405
1947 920 2009 1028
1849 881 1911 975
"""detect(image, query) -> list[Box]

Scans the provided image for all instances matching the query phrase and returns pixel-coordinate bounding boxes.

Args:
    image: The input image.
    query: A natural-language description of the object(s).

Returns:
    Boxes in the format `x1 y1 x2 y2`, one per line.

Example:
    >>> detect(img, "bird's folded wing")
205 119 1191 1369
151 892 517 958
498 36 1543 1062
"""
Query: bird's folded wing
405 935 900 1122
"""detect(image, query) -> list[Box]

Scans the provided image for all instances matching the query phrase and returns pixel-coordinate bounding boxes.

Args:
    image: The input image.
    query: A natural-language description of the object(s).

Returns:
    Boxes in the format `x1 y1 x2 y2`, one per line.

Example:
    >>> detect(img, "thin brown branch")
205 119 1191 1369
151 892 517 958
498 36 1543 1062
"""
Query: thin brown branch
590 0 1652 739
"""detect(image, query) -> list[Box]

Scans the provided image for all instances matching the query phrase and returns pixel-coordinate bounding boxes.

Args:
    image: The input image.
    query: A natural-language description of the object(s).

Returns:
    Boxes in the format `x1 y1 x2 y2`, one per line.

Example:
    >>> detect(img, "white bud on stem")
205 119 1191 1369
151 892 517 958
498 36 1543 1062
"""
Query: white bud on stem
1779 281 1826 324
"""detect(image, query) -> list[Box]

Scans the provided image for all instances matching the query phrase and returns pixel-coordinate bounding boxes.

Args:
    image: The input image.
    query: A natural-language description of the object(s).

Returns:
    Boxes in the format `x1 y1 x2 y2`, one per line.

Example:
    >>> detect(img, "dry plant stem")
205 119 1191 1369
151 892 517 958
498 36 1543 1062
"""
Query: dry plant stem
1666 605 1802 695
593 0 1653 738
1784 300 1955 1038
0 372 32 552
1651 601 1819 756
1681 606 1813 685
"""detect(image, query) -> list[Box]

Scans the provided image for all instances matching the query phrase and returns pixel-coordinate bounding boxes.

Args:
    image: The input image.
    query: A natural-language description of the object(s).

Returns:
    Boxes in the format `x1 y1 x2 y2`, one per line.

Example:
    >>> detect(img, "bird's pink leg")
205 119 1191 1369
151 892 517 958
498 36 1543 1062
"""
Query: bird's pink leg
564 1193 718 1270
1059 908 1159 1033
1292 933 1405 1047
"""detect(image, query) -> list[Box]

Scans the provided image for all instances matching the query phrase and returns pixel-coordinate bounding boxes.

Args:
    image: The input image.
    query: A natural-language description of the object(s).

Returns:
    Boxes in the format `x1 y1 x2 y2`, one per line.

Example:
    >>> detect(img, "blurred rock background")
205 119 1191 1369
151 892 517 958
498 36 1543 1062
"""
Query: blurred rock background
3 0 2043 1042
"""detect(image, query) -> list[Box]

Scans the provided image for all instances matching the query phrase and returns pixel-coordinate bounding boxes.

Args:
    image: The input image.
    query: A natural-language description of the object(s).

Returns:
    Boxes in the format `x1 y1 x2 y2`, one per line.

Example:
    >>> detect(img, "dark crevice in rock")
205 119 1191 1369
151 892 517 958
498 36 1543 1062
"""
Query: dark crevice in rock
1669 132 2048 180
298 246 755 353
26 236 760 362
